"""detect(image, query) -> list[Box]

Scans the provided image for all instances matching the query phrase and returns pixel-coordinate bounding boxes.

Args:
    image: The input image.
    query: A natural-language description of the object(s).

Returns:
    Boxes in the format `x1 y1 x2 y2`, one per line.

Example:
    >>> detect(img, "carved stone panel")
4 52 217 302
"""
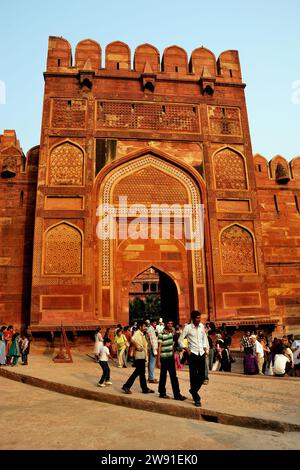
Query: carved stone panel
51 99 87 129
96 101 200 132
214 148 247 190
208 106 242 136
221 224 256 274
48 143 84 186
44 223 82 274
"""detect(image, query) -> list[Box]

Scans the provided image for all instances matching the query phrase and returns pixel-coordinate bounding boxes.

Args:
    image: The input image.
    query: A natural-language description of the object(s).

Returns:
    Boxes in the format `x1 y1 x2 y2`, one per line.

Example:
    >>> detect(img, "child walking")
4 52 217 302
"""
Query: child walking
97 338 113 387
20 334 30 365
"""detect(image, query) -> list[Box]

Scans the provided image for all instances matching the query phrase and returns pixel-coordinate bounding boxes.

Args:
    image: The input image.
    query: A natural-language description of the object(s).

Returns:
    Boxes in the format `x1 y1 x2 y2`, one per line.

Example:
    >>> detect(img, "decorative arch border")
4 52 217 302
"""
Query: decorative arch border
219 222 258 275
98 153 203 286
212 145 249 190
42 220 84 276
47 139 86 187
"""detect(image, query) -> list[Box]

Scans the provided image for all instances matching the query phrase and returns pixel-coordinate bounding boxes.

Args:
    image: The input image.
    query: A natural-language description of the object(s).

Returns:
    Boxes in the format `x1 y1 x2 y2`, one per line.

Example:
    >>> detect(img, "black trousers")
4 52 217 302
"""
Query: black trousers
99 361 110 384
158 356 181 398
123 359 147 392
188 352 206 401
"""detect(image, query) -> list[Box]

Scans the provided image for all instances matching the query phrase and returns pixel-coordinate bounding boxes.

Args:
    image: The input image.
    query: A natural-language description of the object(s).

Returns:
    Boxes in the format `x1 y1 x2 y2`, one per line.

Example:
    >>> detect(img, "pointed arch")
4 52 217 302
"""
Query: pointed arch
213 146 248 190
48 140 84 186
270 155 290 179
43 221 83 275
220 223 257 274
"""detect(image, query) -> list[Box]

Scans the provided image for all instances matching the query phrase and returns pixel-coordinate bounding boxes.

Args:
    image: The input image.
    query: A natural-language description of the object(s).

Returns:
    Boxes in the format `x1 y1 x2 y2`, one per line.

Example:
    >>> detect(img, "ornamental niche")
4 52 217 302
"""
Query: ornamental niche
44 223 82 274
221 225 256 274
48 142 84 186
214 148 247 190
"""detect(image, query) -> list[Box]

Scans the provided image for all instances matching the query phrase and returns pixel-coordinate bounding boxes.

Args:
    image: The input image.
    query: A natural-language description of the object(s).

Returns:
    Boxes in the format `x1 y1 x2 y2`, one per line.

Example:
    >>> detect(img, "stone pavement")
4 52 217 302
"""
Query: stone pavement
0 347 299 432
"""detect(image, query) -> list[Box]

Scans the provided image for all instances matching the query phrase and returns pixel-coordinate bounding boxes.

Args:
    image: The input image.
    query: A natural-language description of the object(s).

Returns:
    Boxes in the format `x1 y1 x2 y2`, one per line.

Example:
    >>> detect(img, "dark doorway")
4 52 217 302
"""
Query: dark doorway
129 267 179 325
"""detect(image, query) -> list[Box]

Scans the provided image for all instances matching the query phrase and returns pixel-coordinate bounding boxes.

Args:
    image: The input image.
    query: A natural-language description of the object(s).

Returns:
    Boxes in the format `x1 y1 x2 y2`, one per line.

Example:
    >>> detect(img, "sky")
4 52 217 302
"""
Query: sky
0 0 299 159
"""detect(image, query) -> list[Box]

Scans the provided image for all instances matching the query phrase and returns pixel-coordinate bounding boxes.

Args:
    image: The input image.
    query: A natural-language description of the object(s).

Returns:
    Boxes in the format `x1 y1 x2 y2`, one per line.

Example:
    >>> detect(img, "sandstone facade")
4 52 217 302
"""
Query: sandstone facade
0 37 299 341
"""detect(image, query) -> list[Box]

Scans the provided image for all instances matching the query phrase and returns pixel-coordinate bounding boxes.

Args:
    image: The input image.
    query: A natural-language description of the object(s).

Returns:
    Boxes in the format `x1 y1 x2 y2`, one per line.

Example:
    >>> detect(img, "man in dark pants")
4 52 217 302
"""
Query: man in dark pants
179 311 209 407
157 320 186 401
121 320 154 395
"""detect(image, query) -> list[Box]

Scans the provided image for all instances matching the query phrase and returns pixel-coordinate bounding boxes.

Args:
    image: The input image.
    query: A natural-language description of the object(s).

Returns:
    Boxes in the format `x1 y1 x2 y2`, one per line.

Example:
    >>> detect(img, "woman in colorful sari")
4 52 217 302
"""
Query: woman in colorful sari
8 332 21 366
4 325 14 365
0 326 6 365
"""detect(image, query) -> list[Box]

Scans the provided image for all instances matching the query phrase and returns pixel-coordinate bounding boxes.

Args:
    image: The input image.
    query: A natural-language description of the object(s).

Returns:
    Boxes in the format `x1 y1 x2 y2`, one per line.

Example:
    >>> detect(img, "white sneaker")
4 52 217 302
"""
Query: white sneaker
97 383 106 387
105 381 112 385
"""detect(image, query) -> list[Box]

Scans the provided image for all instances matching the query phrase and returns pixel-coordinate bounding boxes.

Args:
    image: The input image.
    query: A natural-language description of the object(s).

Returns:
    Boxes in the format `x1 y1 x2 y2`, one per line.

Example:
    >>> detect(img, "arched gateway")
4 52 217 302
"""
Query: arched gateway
93 148 212 326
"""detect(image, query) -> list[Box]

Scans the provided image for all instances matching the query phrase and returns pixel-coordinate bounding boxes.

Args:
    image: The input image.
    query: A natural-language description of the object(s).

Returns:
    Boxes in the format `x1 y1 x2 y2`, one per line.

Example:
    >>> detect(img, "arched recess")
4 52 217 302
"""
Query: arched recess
213 146 248 190
220 224 257 274
93 147 215 324
129 265 179 324
48 141 85 186
43 222 83 275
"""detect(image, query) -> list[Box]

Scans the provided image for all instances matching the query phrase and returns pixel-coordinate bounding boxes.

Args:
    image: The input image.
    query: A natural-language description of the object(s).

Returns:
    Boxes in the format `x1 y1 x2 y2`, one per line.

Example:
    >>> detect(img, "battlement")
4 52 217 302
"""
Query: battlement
254 154 300 184
46 36 242 82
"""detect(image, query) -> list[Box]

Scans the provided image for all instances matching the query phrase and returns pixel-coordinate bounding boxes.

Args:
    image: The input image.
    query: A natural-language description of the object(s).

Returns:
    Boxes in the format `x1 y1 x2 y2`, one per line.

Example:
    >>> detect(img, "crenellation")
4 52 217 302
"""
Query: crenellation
189 47 216 77
47 36 72 70
75 39 101 70
105 41 131 71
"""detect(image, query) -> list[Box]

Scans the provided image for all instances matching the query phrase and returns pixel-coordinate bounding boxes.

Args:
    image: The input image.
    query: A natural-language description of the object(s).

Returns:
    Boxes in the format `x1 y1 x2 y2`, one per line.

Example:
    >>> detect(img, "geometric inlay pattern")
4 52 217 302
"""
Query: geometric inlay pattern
96 101 200 132
51 99 87 129
44 223 82 274
49 143 84 186
100 155 203 285
113 166 189 206
214 148 247 190
208 106 242 136
221 225 256 274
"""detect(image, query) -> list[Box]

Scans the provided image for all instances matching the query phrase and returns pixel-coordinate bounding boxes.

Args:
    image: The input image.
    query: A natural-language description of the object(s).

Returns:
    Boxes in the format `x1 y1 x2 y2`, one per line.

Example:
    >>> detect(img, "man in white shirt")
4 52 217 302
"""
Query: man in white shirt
179 310 209 407
254 336 265 375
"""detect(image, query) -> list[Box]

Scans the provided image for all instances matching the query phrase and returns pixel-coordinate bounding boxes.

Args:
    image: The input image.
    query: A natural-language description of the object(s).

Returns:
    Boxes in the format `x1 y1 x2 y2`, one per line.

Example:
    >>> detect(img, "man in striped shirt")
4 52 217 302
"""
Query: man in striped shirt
157 320 187 401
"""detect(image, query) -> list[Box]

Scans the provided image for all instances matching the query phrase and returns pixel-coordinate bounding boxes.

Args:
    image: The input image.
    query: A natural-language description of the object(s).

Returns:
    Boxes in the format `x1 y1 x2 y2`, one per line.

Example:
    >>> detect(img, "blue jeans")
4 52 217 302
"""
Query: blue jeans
148 348 157 380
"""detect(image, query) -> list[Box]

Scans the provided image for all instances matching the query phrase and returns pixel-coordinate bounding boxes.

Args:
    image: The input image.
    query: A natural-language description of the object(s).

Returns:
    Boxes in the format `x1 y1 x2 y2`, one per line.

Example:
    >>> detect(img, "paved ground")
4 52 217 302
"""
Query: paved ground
1 377 300 450
2 347 299 426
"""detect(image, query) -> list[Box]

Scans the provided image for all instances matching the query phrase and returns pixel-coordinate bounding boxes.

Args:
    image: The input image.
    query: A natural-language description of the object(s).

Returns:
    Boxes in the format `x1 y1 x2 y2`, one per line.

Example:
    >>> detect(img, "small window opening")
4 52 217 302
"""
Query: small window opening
116 62 120 70
143 283 149 293
295 195 300 214
58 59 61 66
258 164 262 173
150 283 157 293
67 100 72 107
193 106 197 113
162 105 166 114
229 69 233 77
175 66 179 72
20 190 24 208
274 195 279 213
131 103 135 111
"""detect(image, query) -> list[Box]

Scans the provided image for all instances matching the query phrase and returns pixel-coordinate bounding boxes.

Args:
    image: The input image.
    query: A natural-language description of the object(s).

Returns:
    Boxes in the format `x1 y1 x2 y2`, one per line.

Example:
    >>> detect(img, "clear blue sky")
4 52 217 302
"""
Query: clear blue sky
0 0 299 159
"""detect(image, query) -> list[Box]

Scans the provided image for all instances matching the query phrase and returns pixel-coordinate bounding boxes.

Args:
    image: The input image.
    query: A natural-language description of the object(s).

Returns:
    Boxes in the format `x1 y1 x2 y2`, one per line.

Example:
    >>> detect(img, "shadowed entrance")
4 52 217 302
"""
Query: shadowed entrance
129 267 179 325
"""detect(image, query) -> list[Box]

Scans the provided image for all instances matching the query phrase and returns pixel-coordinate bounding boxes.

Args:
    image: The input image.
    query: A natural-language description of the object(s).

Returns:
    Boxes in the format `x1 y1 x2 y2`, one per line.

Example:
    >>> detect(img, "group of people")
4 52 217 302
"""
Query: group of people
240 331 300 377
95 311 210 407
0 325 30 367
